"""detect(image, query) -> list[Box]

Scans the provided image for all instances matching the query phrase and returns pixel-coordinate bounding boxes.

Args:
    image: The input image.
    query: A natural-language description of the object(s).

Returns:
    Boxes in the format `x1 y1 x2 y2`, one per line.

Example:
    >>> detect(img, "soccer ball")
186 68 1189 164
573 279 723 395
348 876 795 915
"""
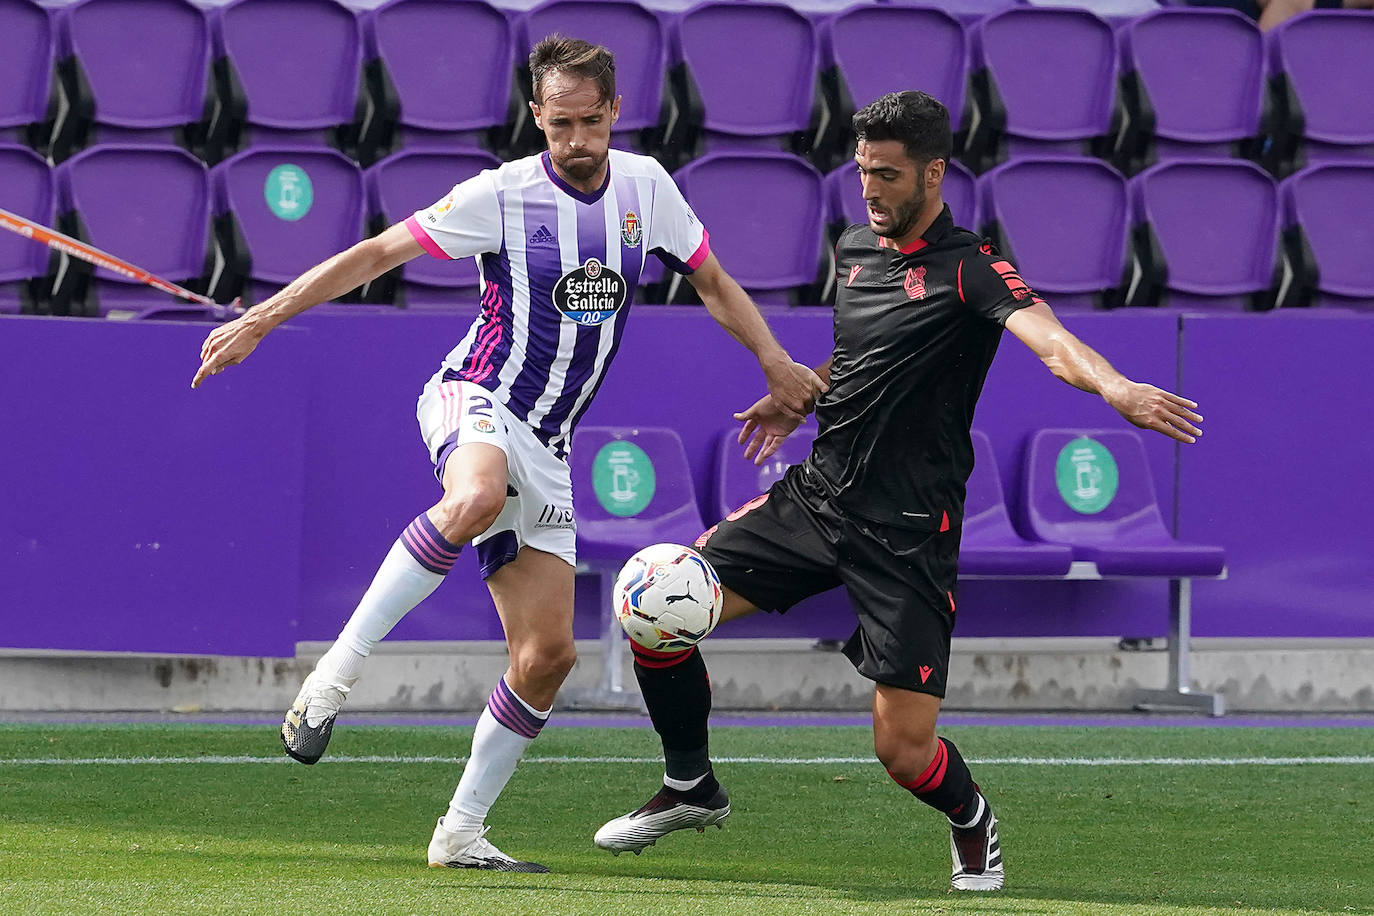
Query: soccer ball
613 543 724 652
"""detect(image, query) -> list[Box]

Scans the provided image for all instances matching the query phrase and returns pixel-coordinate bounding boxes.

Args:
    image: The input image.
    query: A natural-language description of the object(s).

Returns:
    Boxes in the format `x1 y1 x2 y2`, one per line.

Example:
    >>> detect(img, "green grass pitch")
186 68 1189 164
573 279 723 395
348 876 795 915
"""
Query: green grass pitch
1 723 1370 915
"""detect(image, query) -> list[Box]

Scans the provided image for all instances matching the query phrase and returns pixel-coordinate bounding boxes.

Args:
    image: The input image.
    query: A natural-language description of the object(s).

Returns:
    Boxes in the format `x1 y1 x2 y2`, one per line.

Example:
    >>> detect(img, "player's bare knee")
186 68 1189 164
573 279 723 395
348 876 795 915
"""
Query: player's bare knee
511 639 577 686
874 732 940 784
432 487 504 543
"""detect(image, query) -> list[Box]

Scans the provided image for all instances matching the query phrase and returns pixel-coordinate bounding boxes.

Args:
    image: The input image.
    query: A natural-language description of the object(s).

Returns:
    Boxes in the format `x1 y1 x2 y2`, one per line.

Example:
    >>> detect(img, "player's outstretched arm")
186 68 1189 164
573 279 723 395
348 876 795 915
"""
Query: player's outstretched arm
1004 302 1204 444
685 252 827 420
191 222 425 389
735 359 833 465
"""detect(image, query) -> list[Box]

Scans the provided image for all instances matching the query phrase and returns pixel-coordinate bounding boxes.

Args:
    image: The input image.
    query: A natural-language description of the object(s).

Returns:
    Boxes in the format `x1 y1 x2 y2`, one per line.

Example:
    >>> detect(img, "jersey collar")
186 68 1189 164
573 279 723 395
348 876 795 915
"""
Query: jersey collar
877 203 954 254
541 151 611 204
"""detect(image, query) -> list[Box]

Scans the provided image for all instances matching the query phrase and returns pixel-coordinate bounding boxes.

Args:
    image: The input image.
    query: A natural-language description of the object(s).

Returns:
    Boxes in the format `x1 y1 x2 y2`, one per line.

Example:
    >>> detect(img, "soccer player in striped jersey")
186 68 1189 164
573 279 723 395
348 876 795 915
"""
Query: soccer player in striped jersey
192 36 825 872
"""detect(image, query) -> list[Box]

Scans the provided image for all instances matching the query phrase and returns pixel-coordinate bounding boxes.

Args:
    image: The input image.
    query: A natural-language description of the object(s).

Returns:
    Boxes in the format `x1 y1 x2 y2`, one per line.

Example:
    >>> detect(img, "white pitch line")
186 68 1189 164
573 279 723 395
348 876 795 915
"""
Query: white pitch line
0 754 1372 767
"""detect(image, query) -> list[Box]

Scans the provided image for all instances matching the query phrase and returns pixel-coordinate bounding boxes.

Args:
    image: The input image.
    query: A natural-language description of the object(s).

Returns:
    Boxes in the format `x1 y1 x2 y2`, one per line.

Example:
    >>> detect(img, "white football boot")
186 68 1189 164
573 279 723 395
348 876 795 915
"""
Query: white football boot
949 793 1004 891
594 782 730 855
427 818 549 873
280 670 352 765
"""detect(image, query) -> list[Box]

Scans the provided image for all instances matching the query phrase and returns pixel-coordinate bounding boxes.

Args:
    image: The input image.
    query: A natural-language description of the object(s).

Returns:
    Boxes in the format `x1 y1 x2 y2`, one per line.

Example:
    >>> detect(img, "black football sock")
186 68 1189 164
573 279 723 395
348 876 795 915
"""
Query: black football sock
888 736 980 824
631 643 714 791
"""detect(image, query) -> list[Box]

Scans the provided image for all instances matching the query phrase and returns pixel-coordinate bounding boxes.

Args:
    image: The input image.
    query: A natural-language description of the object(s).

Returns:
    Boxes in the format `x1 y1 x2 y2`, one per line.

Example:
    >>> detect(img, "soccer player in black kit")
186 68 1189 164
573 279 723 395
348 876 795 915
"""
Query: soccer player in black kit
593 91 1205 890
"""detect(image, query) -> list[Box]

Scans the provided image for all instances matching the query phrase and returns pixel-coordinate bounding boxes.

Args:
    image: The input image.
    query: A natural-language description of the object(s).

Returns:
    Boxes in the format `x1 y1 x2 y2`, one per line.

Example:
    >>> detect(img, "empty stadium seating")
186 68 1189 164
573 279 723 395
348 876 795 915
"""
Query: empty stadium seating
970 7 1120 167
210 146 366 306
0 0 53 152
1269 11 1374 168
0 144 52 314
1129 159 1279 310
669 2 820 159
979 157 1129 310
1279 162 1374 309
359 0 516 163
363 147 502 306
1119 8 1266 171
50 0 212 162
670 151 825 304
206 0 364 161
2 0 1370 317
52 144 212 317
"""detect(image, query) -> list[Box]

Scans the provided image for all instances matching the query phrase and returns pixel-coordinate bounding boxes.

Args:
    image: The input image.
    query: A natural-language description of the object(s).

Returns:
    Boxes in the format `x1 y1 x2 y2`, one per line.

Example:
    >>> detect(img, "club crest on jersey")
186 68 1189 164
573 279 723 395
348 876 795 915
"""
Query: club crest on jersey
904 266 927 301
554 257 628 326
621 210 642 248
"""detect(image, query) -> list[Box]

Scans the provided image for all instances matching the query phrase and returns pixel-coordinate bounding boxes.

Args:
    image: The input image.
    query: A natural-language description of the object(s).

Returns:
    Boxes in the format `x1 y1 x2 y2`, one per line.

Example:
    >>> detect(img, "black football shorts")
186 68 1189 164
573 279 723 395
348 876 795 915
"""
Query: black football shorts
696 462 961 697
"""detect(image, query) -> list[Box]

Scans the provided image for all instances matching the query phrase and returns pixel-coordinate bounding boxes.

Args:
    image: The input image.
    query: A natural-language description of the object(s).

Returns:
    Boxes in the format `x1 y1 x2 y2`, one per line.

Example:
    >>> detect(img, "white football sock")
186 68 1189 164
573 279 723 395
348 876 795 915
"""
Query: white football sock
331 539 449 664
663 773 707 792
446 680 551 831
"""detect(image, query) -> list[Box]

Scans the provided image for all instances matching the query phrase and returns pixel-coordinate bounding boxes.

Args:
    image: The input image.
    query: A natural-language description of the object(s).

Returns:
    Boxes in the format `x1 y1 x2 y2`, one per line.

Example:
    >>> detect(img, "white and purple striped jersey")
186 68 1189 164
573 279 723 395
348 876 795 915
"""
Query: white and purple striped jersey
403 149 710 459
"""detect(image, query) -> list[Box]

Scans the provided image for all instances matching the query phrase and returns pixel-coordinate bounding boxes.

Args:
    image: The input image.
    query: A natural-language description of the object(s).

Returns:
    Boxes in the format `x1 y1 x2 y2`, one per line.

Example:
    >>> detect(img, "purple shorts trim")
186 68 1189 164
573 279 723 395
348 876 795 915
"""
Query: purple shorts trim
477 530 520 579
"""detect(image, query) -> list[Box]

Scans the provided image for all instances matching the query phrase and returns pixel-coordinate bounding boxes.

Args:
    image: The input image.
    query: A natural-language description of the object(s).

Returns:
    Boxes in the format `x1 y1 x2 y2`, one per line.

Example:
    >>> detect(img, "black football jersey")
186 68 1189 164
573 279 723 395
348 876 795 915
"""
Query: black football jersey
807 205 1042 530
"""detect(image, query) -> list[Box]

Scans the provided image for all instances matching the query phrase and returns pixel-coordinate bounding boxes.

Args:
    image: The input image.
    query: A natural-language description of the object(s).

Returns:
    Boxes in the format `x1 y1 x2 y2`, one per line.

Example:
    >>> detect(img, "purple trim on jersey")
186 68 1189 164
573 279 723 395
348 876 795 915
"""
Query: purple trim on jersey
487 674 546 738
650 229 711 276
476 529 520 579
452 189 515 390
506 193 568 424
404 214 452 260
541 150 610 204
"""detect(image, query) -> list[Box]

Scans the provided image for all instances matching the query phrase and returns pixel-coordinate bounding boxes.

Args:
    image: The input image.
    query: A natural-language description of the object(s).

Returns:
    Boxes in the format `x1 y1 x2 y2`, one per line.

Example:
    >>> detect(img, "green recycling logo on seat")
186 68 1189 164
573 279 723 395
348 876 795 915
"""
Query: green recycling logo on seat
264 164 313 221
1055 436 1119 515
592 441 656 517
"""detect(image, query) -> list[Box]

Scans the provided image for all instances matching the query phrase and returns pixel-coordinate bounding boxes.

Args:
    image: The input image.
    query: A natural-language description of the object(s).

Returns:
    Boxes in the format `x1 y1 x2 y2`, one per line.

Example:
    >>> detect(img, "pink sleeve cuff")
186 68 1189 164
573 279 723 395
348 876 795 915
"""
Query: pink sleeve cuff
405 214 452 260
686 230 710 271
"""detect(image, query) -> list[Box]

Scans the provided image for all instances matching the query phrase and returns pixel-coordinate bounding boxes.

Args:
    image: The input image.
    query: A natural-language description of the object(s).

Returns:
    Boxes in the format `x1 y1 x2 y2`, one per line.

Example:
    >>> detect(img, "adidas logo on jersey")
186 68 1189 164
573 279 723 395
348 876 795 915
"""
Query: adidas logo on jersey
529 225 556 246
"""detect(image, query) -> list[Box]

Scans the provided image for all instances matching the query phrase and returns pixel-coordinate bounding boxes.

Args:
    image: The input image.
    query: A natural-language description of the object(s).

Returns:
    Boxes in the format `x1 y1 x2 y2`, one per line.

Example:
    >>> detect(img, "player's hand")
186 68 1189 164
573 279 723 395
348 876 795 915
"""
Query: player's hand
735 394 803 465
191 311 265 389
760 354 827 421
1108 382 1204 444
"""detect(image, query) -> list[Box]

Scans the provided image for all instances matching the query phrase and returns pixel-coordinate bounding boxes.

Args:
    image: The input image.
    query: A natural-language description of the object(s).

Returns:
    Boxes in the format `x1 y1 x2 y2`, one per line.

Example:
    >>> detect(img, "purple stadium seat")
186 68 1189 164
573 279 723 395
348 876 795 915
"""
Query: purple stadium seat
1026 0 1160 16
822 5 968 134
961 429 1073 576
1280 162 1374 310
1130 159 1278 310
521 0 667 149
0 144 53 313
53 0 211 158
210 146 365 306
712 424 817 522
1121 9 1263 165
571 426 706 567
979 157 1128 310
1023 428 1225 578
364 0 515 157
212 0 362 150
53 144 210 317
973 7 1117 162
1270 11 1374 165
671 1 818 153
824 159 978 235
0 0 53 149
672 151 824 303
363 148 502 306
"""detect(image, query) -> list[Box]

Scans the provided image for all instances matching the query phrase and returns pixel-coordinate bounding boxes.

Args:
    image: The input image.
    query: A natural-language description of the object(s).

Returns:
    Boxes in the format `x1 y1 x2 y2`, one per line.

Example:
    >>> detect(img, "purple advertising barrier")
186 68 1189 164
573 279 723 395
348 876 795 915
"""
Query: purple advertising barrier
1180 312 1374 637
0 315 307 656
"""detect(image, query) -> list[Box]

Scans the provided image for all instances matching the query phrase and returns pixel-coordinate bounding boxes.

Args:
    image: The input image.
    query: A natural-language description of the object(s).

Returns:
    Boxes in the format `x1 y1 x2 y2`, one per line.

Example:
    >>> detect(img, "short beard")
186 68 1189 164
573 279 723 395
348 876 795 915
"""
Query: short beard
873 185 926 240
553 150 606 183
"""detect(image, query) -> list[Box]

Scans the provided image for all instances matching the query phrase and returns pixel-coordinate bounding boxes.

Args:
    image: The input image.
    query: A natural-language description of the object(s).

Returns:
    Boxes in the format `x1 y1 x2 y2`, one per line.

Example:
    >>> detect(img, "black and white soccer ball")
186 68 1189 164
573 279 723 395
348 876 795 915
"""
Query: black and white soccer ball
613 543 724 652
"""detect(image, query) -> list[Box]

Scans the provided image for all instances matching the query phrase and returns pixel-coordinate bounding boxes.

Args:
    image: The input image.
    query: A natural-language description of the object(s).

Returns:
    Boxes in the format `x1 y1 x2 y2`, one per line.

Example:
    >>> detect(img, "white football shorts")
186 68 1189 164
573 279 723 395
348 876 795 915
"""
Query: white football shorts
416 373 576 577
